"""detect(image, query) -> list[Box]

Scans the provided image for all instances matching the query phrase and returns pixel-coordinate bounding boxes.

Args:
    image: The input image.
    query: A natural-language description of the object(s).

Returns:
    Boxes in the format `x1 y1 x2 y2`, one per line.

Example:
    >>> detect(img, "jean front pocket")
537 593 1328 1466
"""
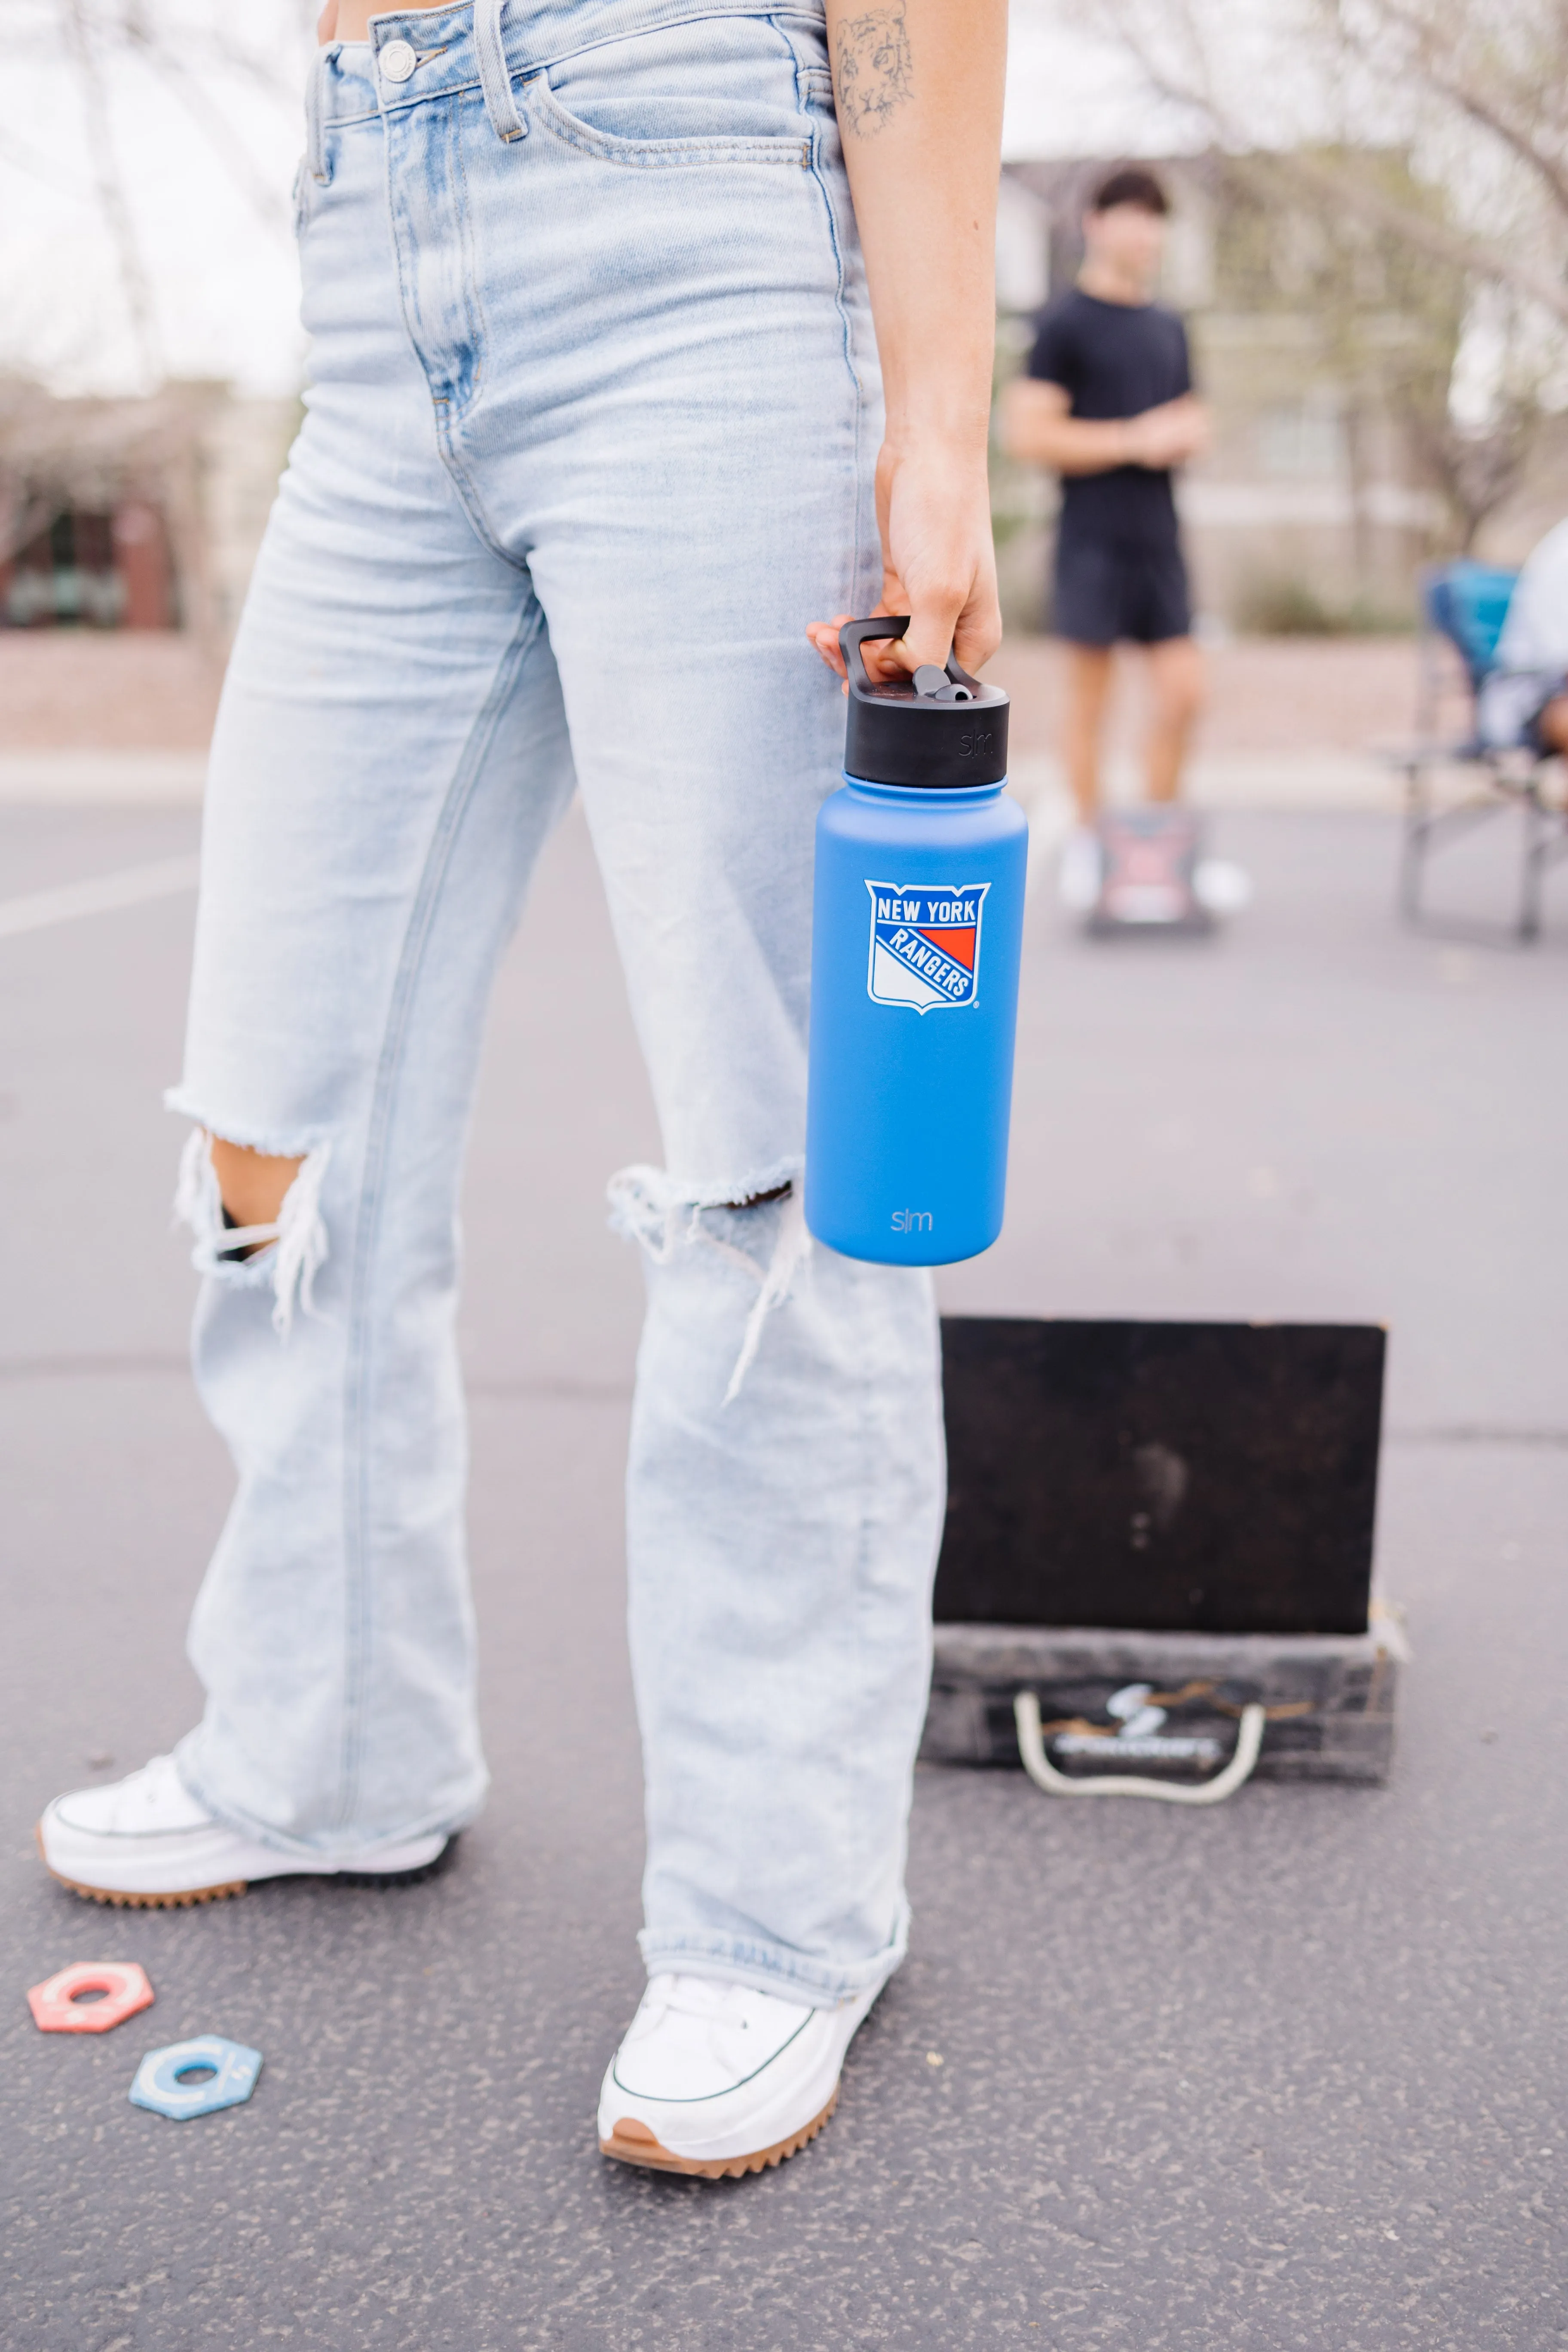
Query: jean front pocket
532 15 814 167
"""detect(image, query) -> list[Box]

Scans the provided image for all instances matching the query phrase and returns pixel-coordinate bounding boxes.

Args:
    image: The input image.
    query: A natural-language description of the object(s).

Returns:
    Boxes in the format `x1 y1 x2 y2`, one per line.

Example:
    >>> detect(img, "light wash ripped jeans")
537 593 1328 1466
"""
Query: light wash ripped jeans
167 0 945 2006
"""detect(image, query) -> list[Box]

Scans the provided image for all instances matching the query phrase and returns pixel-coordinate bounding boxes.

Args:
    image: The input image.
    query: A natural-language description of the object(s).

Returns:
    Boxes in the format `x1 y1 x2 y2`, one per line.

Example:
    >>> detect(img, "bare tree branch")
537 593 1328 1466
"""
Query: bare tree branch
1097 0 1568 326
121 19 291 235
0 122 86 197
62 0 162 383
1337 0 1568 222
1251 148 1568 327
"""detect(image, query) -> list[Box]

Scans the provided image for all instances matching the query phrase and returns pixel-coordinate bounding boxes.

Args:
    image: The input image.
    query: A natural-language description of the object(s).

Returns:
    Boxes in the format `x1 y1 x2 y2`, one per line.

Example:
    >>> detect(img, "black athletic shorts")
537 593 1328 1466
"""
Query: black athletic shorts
1052 531 1191 647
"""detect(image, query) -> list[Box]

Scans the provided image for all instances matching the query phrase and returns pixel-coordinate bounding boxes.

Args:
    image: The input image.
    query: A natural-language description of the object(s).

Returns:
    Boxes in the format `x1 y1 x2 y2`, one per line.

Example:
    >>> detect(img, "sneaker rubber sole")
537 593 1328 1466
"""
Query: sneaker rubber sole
37 1828 456 1908
599 2082 839 2179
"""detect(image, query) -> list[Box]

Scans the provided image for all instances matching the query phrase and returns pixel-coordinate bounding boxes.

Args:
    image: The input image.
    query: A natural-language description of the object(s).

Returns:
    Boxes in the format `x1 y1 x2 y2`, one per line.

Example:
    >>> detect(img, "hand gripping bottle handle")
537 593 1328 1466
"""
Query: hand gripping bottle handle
804 617 1027 1265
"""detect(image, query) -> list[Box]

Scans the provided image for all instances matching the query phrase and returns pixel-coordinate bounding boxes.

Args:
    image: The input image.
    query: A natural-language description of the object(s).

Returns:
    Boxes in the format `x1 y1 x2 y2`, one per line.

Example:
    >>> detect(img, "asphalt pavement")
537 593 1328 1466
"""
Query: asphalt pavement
3 794 1565 2350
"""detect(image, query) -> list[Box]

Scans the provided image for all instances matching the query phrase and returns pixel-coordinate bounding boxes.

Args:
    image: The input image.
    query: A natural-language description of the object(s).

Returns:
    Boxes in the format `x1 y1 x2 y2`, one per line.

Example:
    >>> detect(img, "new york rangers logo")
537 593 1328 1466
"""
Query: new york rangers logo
866 880 989 1013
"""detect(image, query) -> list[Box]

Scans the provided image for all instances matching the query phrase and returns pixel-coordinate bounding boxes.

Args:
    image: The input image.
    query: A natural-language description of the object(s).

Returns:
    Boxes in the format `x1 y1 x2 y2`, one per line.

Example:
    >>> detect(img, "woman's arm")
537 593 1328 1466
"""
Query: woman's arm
807 0 1007 685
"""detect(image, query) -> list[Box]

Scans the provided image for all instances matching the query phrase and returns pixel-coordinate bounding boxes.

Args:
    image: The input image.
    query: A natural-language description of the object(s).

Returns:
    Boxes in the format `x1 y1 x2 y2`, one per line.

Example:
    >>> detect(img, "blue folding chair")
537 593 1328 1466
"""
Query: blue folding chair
1393 560 1568 942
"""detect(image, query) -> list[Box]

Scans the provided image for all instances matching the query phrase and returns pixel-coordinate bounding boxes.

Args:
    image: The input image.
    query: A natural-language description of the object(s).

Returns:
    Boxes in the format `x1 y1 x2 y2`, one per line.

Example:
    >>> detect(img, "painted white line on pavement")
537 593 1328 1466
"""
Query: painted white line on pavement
0 854 201 939
0 753 207 805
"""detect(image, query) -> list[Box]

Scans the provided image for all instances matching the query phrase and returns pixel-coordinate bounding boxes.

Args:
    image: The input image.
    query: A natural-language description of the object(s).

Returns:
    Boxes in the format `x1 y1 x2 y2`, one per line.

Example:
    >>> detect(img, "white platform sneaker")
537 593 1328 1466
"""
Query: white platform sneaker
597 1971 879 2179
37 1753 451 1908
1057 825 1104 911
1192 856 1254 914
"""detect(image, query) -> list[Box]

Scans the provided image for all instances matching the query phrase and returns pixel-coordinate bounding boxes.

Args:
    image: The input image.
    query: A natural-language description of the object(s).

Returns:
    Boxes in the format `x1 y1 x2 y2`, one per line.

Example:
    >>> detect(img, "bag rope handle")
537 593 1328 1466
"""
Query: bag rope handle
1014 1690 1268 1807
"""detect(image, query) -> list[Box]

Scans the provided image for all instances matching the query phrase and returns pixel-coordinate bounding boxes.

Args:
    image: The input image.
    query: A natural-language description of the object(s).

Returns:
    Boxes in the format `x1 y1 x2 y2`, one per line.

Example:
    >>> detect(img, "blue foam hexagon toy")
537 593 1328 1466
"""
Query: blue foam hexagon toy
129 2035 263 2120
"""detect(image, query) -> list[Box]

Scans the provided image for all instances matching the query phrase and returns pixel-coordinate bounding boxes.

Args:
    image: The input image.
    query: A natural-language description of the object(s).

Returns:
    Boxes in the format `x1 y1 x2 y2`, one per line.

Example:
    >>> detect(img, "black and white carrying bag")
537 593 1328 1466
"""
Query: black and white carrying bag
922 1318 1407 1804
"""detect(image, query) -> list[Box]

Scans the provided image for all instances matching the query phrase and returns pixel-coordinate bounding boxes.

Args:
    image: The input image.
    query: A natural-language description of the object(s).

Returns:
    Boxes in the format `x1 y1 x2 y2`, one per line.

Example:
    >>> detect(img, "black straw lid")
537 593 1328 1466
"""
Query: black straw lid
840 617 1009 789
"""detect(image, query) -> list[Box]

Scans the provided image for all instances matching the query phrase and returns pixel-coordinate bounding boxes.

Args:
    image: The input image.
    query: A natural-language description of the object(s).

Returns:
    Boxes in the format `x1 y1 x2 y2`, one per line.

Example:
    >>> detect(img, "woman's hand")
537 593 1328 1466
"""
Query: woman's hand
808 432 1000 685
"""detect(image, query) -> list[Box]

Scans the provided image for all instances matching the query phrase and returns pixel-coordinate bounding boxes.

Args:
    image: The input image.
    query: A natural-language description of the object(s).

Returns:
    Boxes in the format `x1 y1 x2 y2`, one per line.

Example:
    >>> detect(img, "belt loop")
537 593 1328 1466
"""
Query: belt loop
475 0 527 142
305 48 332 184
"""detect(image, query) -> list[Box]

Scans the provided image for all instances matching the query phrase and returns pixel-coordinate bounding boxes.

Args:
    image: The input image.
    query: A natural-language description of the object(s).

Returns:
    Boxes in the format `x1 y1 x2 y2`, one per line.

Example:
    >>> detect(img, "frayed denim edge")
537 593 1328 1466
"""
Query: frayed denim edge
608 1158 810 1405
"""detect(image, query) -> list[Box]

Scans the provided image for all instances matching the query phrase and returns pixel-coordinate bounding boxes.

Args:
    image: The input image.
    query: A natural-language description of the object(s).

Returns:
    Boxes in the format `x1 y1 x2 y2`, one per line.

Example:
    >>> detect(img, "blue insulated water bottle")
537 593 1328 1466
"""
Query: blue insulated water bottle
805 617 1026 1266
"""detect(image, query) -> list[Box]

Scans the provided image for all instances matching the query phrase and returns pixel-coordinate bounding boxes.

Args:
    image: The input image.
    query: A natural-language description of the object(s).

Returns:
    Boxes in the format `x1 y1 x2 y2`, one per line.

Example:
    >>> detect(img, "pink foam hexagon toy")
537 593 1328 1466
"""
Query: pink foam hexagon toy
28 1960 155 2034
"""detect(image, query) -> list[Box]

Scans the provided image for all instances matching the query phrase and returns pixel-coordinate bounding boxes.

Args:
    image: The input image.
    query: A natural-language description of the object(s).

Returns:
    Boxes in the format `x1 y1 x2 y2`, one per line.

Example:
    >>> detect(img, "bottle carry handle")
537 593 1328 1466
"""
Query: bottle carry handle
839 617 982 704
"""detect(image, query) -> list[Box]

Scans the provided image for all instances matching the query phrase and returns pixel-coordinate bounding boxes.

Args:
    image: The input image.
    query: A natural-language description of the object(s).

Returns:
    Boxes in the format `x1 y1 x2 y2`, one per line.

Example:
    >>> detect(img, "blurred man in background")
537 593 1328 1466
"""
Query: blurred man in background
1004 166 1242 913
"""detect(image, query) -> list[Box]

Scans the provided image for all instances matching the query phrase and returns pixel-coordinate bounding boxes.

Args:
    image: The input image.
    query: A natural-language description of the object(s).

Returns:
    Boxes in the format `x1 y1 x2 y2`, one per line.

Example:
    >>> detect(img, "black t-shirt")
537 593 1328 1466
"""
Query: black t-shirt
1027 288 1192 548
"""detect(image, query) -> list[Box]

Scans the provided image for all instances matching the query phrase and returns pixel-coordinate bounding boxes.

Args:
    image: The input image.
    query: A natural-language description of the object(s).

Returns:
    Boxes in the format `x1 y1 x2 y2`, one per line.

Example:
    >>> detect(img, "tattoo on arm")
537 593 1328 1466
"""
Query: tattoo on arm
833 5 913 137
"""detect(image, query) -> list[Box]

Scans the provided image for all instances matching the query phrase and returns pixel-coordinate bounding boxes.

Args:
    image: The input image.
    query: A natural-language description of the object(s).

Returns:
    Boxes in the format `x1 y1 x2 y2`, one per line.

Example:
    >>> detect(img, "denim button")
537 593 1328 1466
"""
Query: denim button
379 38 417 83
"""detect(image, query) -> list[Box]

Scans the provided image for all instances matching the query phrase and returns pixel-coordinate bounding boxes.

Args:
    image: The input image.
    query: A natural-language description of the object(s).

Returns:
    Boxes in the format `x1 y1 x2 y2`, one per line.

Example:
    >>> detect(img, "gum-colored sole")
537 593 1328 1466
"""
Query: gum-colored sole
37 1828 454 1907
43 1862 248 1909
600 2083 839 2179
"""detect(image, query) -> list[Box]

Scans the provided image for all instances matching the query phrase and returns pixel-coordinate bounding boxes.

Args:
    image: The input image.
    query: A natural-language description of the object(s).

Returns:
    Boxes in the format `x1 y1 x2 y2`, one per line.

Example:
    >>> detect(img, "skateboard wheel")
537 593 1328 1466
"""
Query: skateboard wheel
28 1960 155 2034
129 2034 262 2120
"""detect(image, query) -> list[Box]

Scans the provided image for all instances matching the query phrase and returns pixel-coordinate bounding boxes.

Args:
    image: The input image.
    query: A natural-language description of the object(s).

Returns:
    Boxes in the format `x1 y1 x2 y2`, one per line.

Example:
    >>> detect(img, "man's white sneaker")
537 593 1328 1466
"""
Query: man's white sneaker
1193 856 1253 914
37 1753 451 1908
1058 825 1104 911
597 1970 879 2179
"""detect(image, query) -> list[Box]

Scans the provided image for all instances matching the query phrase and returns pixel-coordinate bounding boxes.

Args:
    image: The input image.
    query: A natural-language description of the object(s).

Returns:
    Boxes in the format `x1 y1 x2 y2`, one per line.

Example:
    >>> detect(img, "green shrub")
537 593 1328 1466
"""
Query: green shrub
1233 574 1415 636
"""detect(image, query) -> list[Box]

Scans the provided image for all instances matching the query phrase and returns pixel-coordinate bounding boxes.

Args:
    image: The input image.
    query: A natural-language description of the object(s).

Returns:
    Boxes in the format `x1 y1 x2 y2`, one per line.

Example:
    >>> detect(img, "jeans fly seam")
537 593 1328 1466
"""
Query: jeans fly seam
333 600 542 1831
384 95 490 426
451 93 490 410
429 101 509 534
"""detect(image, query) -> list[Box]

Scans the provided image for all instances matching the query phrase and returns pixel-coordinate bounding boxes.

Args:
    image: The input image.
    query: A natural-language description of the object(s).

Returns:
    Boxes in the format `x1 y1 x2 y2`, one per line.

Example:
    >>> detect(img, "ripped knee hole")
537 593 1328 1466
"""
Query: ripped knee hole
175 1129 330 1337
210 1137 304 1257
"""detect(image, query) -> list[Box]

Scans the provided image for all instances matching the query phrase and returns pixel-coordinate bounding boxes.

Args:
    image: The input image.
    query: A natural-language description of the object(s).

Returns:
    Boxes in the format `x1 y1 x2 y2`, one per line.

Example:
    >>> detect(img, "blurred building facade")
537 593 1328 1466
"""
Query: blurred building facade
0 381 296 646
7 225 1565 663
